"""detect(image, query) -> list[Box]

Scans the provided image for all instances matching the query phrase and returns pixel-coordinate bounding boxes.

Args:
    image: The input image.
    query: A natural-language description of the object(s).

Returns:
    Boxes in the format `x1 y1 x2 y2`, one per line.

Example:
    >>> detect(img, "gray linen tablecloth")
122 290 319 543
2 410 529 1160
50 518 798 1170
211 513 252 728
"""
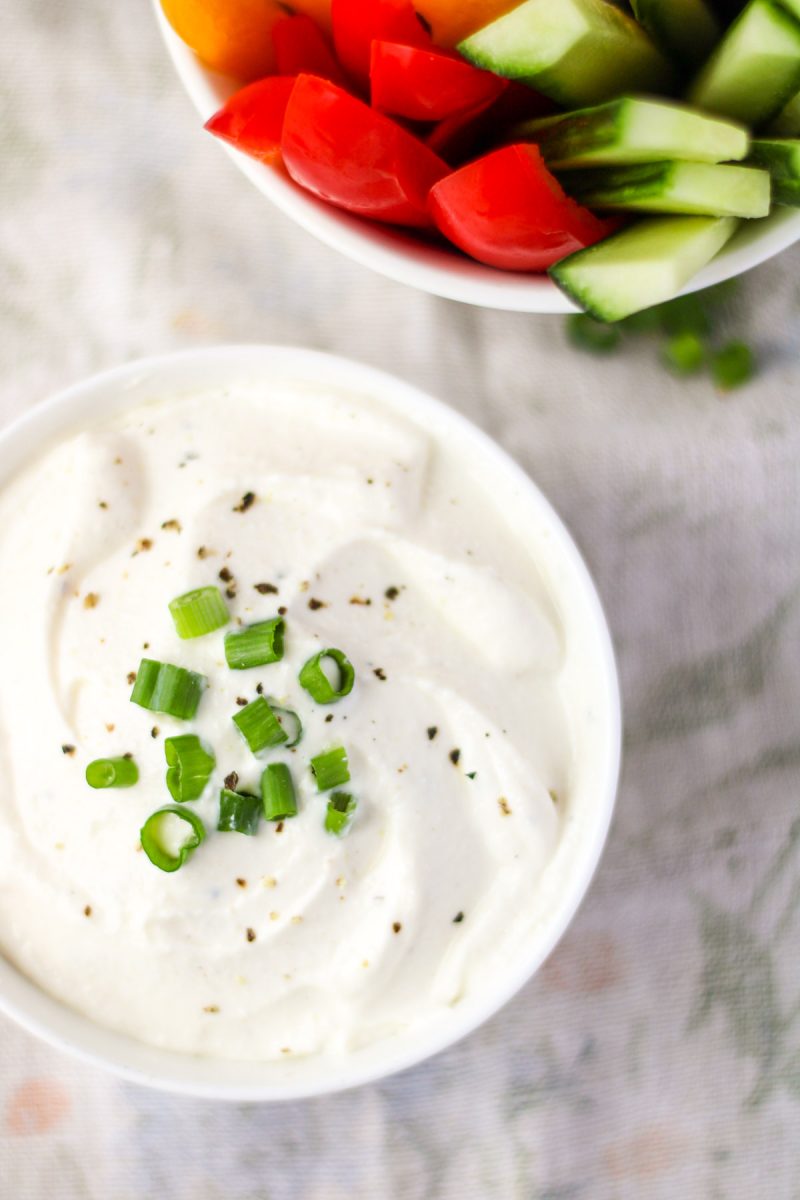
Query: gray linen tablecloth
2 3 800 1196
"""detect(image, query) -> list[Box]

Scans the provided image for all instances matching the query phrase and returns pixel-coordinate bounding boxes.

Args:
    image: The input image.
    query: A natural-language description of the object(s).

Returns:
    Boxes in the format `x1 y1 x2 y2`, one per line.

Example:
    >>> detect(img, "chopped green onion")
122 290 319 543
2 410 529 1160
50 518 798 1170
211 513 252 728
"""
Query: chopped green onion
130 658 206 720
299 649 355 704
224 617 285 669
566 312 621 354
85 756 139 789
164 734 215 803
232 696 288 755
655 293 711 338
325 791 357 836
310 745 350 792
712 341 755 391
662 331 705 376
266 701 303 748
140 805 205 872
169 586 229 639
217 788 262 835
261 763 298 821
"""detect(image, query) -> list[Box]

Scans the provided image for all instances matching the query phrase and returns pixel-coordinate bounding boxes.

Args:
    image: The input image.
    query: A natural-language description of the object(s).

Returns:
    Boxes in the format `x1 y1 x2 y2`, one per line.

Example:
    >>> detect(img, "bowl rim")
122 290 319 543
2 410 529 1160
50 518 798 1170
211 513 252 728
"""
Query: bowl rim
153 2 800 314
0 345 622 1100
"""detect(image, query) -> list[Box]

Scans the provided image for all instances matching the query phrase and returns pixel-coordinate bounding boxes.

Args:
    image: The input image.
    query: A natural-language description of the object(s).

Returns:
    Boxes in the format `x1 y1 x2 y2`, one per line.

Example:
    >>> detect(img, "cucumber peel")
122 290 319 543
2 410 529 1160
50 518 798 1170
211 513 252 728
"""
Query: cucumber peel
516 97 749 168
748 136 800 201
560 162 771 217
458 0 674 107
550 216 740 321
631 0 720 69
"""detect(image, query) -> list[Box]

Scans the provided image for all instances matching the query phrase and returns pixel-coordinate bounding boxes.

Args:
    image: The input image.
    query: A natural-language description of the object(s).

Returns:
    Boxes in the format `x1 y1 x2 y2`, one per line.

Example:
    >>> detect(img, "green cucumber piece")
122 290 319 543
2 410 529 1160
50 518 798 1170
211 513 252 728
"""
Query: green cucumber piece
748 136 800 201
457 0 674 107
560 162 771 217
550 215 739 321
516 98 749 168
631 0 720 69
687 0 800 125
769 90 800 132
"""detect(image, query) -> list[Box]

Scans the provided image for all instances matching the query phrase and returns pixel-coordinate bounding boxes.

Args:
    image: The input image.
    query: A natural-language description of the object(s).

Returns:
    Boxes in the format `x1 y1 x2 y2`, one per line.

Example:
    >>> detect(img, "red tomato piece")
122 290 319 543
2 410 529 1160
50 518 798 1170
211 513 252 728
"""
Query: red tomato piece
272 14 346 83
282 74 448 227
428 144 617 272
205 76 297 162
331 0 430 87
370 40 506 121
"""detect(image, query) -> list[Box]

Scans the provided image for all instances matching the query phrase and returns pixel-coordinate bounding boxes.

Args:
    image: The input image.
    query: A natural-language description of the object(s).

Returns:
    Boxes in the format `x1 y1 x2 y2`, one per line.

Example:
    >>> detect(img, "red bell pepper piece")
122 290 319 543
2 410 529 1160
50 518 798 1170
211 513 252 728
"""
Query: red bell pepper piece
282 74 448 227
272 14 346 84
331 0 430 87
370 40 506 121
429 144 617 272
205 76 297 163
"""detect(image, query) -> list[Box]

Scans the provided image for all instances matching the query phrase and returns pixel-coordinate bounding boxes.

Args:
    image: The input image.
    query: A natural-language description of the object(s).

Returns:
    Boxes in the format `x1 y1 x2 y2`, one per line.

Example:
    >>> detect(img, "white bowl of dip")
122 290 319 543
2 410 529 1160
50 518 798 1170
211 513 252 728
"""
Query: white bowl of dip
154 4 800 313
0 346 620 1099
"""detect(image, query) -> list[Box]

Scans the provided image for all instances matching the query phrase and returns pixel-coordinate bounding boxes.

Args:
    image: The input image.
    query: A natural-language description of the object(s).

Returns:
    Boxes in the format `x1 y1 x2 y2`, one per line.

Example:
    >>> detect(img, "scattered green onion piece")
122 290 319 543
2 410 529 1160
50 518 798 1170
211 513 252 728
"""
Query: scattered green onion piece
130 658 206 720
164 734 215 803
655 293 711 338
224 617 285 669
299 649 355 704
85 756 139 789
168 586 229 639
712 341 755 391
566 312 621 354
269 701 303 748
232 696 288 755
325 791 357 836
310 745 350 792
140 805 206 872
261 763 298 822
217 788 262 836
662 331 705 376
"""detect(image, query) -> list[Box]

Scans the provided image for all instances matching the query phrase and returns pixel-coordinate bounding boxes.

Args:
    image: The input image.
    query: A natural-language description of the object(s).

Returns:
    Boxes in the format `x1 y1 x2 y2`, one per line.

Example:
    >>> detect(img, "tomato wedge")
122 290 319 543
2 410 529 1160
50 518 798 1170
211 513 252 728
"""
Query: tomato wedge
429 144 617 272
331 0 430 87
205 76 296 162
272 14 345 83
282 74 448 227
370 40 506 121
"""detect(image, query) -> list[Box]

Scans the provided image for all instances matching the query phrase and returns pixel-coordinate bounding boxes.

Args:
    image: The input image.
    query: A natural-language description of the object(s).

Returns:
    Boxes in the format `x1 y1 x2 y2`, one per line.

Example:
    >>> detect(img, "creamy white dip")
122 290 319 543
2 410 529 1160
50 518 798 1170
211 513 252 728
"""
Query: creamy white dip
0 378 596 1062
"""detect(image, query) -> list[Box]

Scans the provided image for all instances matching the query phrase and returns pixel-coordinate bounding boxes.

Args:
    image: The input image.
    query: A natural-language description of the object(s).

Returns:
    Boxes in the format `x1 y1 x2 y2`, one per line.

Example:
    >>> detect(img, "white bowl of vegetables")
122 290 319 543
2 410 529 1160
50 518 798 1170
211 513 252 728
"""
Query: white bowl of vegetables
156 0 800 317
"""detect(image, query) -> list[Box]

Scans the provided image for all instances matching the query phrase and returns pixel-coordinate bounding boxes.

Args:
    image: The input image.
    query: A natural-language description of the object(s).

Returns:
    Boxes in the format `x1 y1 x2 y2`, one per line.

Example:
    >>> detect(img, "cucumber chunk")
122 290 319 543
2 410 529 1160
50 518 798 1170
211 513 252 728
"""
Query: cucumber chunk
688 0 800 125
550 215 739 321
458 0 674 107
748 136 800 201
769 90 800 132
560 162 771 217
631 0 720 69
516 97 749 168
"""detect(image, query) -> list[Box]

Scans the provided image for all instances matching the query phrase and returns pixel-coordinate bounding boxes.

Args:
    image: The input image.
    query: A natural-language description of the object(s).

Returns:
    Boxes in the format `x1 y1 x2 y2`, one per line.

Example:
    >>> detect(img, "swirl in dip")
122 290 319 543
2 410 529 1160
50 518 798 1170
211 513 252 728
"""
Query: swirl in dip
0 374 608 1062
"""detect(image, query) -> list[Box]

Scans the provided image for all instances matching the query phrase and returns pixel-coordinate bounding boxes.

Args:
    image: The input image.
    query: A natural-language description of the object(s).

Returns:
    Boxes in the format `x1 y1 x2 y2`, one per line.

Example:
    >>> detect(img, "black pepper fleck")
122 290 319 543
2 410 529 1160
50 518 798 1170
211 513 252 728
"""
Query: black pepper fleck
61 744 76 756
236 878 247 888
84 905 92 918
219 567 233 583
225 585 237 599
392 922 402 934
275 821 284 834
449 748 461 765
453 912 465 924
235 697 248 707
427 726 438 741
373 667 387 681
308 597 326 610
254 582 278 595
325 714 334 723
224 772 239 790
277 606 287 616
233 491 256 513
161 518 182 532
256 683 264 695
151 726 159 739
246 928 257 943
385 586 400 601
